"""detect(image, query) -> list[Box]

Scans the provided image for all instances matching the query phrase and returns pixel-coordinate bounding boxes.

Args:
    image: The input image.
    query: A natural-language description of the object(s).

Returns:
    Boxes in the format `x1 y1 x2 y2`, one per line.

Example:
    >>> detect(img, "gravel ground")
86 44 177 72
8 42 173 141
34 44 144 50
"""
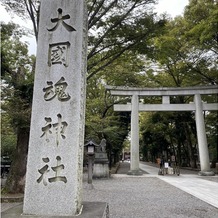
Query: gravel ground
82 177 218 218
2 163 218 217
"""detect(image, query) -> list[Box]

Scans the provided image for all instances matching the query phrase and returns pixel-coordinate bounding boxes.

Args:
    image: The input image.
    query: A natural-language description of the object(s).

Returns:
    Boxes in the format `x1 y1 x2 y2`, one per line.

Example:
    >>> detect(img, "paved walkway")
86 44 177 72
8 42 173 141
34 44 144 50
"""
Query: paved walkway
138 162 218 209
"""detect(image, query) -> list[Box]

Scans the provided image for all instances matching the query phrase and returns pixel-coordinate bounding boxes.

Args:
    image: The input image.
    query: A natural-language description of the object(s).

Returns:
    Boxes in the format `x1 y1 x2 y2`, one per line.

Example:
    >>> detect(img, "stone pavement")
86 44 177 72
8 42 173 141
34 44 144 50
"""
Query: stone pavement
139 162 218 209
1 162 218 217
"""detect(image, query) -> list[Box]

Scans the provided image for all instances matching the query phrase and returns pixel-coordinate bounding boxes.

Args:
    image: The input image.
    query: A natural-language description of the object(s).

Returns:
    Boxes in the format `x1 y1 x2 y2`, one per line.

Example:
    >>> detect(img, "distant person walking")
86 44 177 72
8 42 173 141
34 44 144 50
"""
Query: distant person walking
160 157 164 168
158 157 165 175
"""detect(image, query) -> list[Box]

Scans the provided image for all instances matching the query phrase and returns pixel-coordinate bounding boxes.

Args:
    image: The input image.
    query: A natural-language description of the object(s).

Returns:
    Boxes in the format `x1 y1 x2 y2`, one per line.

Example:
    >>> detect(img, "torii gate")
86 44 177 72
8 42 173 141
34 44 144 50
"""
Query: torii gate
106 85 218 176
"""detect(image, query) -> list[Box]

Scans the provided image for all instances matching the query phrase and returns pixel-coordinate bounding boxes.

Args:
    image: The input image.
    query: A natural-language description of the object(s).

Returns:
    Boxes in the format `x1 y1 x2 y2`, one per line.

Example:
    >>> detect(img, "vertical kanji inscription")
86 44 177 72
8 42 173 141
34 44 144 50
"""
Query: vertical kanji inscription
48 42 70 67
47 8 76 32
40 114 68 146
43 77 71 101
37 156 67 186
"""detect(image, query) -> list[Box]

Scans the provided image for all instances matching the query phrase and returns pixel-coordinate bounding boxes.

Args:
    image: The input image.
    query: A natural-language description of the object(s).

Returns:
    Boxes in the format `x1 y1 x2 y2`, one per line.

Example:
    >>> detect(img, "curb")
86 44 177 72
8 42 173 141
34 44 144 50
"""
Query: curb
1 195 24 203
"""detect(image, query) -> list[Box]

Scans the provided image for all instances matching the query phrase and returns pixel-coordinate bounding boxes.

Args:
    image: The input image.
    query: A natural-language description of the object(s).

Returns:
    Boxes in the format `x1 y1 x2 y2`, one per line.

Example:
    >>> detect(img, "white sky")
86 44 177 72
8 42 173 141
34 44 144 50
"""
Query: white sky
0 4 36 55
0 0 189 55
154 0 189 17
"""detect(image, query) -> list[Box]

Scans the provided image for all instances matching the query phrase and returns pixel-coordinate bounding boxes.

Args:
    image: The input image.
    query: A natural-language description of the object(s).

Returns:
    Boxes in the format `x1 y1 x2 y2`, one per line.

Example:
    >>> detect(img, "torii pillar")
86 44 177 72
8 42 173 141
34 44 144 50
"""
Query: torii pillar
127 94 143 175
195 94 215 176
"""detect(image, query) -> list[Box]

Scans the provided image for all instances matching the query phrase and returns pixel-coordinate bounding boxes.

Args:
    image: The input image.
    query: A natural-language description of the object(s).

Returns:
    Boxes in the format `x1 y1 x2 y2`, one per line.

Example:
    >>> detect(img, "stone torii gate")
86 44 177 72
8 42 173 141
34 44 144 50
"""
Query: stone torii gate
106 85 218 176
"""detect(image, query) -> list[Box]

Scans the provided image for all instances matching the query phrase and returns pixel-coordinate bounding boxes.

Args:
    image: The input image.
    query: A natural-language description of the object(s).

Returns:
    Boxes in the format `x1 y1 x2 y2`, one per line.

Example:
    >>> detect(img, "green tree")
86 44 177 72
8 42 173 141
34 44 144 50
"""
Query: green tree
140 110 198 167
149 0 217 86
1 22 35 193
205 111 218 166
2 0 164 80
184 0 218 53
139 0 217 167
1 113 17 160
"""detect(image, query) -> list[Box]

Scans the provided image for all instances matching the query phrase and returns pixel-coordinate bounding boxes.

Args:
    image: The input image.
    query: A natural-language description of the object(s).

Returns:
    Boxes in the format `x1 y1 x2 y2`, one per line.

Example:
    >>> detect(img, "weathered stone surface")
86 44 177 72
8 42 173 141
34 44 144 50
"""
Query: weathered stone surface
198 171 215 176
93 163 109 179
93 151 109 179
23 0 87 216
95 152 108 160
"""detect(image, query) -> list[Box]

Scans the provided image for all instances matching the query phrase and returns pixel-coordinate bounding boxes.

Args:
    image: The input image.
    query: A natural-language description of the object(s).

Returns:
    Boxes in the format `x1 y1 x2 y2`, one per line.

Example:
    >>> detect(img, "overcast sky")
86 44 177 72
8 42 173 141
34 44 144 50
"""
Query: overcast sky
154 0 189 17
0 0 189 55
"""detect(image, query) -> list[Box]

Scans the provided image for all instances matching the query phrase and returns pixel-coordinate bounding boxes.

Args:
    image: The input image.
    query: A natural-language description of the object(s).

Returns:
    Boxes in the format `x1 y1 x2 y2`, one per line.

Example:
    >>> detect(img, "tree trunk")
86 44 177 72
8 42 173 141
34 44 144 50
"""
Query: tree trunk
184 124 197 168
5 127 29 193
176 140 182 165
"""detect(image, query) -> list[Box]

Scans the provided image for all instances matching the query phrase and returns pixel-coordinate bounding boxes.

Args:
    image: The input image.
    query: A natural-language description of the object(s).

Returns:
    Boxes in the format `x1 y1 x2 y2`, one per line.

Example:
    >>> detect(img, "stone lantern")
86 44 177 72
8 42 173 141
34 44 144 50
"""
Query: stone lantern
84 140 99 189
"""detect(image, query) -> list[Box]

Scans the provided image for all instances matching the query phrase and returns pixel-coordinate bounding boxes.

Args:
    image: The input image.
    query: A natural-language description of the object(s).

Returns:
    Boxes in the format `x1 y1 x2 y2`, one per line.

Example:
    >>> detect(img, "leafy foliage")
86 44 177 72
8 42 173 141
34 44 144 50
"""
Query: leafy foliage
1 0 162 80
1 22 35 193
1 113 17 160
1 22 35 130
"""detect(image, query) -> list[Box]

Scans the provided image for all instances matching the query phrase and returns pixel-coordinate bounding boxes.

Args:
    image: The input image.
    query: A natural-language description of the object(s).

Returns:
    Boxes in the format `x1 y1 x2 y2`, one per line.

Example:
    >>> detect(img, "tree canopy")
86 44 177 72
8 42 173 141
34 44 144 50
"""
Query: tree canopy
138 0 217 166
2 0 162 80
1 22 35 193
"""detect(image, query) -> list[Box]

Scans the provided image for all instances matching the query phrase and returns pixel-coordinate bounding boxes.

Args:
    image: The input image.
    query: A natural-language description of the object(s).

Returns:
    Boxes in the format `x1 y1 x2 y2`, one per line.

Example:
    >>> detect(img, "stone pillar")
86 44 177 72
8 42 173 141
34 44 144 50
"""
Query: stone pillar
23 0 88 216
128 94 143 175
87 155 94 189
194 94 214 176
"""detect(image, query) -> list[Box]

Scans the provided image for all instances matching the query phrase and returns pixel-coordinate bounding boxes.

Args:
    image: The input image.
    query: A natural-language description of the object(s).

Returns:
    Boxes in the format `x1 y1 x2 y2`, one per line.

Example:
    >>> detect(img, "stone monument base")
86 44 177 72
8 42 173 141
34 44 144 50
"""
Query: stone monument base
198 170 215 176
93 152 109 179
127 169 143 176
1 202 109 218
93 163 109 179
